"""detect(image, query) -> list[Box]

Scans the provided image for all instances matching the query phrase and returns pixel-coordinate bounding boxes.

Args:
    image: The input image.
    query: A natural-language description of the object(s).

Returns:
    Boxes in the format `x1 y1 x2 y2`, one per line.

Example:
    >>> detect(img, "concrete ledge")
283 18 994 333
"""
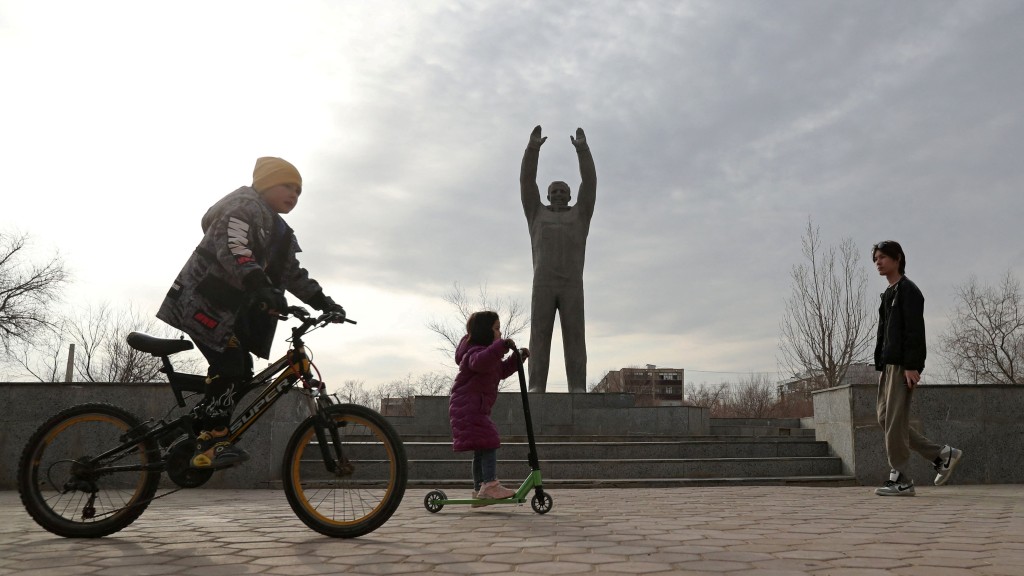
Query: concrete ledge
1 384 710 489
0 382 307 490
812 383 1024 485
385 393 710 439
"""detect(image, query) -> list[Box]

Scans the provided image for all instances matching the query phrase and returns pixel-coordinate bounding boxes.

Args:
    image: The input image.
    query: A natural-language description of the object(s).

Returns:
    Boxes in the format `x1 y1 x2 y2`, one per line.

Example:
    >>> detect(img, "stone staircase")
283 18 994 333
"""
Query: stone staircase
401 416 855 489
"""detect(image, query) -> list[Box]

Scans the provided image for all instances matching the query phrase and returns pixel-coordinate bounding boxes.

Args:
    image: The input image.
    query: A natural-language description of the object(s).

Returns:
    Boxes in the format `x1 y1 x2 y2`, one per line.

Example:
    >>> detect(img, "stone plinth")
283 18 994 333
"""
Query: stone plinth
386 393 709 439
1 383 709 489
812 383 1024 485
0 382 307 490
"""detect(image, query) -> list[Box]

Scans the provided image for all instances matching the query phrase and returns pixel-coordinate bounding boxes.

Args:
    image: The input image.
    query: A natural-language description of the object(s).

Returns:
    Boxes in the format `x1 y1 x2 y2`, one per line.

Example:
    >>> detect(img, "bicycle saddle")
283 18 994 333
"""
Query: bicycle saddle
126 332 195 356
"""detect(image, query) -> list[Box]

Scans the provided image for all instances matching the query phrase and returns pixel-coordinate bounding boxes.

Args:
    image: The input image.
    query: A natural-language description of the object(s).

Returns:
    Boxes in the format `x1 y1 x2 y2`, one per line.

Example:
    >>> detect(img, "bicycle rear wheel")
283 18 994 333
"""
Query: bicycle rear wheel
17 403 161 538
282 403 407 538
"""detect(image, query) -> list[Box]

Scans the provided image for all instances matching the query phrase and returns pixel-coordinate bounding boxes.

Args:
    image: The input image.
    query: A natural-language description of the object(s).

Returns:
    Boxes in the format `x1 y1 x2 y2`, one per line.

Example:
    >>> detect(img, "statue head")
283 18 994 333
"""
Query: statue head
547 181 571 208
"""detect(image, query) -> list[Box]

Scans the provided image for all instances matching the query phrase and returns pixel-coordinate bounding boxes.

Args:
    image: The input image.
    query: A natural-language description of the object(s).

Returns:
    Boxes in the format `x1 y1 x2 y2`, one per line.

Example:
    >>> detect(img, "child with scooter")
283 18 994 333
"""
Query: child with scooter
448 311 529 502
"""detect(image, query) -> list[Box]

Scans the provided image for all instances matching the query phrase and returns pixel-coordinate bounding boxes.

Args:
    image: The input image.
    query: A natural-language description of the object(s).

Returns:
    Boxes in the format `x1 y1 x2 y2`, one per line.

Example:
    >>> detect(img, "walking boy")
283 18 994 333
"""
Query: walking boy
158 157 345 469
872 240 962 496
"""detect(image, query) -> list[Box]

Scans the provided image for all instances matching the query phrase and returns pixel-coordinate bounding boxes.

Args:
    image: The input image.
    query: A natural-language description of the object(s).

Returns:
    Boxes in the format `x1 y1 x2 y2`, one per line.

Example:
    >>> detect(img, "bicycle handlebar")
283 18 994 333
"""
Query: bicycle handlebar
281 306 356 341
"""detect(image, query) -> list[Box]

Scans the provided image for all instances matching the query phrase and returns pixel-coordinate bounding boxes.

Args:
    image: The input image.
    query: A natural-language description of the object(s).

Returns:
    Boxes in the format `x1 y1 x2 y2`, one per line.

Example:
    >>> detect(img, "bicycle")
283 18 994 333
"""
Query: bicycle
17 307 408 539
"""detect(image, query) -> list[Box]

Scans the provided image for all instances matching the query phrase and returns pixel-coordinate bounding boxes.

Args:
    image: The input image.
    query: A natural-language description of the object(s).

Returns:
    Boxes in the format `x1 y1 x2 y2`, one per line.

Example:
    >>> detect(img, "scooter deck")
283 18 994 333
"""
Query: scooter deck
435 469 544 506
442 497 528 505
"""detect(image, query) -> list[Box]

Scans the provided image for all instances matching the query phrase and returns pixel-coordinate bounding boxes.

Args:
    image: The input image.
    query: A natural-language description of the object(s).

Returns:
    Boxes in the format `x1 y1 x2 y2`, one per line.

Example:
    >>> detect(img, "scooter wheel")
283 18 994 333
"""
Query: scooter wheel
424 490 446 513
531 492 553 514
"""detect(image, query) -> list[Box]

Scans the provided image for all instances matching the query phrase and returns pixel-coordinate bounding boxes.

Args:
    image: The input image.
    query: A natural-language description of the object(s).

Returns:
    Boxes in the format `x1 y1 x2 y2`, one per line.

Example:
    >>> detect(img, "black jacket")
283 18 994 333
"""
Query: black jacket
874 276 927 372
157 187 330 358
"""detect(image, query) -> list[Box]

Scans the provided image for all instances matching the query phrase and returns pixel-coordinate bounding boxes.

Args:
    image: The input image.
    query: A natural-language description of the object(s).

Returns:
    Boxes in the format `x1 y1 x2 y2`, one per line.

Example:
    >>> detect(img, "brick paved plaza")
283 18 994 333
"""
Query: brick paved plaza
2 486 1023 575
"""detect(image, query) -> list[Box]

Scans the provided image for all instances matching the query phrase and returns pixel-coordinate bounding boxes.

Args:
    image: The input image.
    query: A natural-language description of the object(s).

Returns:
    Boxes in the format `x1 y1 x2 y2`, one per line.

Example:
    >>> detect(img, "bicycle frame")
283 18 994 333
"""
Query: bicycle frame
97 309 353 478
21 307 411 540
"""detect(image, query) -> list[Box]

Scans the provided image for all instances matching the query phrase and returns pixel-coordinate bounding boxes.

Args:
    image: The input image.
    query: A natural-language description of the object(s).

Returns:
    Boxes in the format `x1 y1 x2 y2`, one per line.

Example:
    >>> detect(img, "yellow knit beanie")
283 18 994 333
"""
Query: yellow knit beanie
252 157 302 193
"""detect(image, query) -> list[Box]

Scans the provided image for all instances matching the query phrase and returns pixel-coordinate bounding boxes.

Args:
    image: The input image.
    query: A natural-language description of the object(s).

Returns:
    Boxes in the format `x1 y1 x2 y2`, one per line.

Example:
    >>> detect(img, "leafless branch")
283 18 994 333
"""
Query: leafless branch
425 281 527 390
0 231 68 353
939 272 1023 385
778 219 873 389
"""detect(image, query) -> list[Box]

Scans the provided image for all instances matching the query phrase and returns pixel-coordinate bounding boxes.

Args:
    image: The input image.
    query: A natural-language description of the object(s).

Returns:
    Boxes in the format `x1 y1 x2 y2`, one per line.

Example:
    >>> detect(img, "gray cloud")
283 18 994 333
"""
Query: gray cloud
5 0 1021 387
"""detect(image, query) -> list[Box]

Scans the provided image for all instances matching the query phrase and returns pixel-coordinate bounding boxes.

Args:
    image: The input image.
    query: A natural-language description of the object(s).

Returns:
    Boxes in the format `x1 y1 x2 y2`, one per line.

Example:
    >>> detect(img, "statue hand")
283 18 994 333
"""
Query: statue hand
529 125 547 148
570 127 587 150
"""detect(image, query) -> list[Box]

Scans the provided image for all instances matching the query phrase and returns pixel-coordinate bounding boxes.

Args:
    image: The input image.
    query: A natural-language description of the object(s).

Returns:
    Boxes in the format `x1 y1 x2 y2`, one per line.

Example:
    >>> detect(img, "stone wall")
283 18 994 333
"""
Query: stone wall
387 393 710 438
812 383 1024 485
1 383 710 489
0 382 308 490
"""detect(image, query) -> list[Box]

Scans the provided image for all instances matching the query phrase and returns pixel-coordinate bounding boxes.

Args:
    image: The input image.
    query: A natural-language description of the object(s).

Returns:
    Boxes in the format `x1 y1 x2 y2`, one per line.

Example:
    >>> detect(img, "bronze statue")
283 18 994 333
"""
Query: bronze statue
519 125 596 393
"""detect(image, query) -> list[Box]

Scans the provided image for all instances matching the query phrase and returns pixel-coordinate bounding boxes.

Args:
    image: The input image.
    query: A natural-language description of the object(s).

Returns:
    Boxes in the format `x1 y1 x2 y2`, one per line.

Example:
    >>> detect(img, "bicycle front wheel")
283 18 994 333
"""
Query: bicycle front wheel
282 403 407 538
17 403 161 538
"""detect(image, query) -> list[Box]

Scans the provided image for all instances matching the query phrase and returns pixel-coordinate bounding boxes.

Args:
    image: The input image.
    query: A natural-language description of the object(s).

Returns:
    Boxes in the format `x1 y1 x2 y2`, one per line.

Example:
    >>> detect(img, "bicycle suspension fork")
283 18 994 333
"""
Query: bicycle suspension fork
305 395 353 476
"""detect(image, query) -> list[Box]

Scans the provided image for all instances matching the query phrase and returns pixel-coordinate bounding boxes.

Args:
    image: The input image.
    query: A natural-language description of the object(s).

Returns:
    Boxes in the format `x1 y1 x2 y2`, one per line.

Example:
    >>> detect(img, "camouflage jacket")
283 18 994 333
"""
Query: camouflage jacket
157 186 328 358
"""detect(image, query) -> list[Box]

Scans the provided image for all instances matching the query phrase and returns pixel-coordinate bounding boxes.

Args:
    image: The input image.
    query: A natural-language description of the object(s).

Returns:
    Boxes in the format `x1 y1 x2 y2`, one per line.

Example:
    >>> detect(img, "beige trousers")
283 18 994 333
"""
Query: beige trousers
876 364 944 473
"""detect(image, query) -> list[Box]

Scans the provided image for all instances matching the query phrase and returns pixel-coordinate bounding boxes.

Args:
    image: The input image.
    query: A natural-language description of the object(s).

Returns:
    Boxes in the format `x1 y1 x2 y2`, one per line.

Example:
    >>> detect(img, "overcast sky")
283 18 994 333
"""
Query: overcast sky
2 1 1022 390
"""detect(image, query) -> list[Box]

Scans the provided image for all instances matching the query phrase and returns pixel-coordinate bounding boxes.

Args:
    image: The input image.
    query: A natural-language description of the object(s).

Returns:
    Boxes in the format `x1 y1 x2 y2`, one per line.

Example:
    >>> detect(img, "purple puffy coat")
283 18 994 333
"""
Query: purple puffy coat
448 335 519 452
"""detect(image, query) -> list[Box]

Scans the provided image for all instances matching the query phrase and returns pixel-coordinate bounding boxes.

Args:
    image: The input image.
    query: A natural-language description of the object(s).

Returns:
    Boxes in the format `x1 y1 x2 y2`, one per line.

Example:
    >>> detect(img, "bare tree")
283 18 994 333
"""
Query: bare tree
335 379 376 406
425 281 527 391
336 371 458 413
5 319 69 382
939 272 1023 385
10 302 202 382
426 282 528 360
0 231 68 353
70 303 182 382
729 374 777 418
778 219 873 390
685 381 732 417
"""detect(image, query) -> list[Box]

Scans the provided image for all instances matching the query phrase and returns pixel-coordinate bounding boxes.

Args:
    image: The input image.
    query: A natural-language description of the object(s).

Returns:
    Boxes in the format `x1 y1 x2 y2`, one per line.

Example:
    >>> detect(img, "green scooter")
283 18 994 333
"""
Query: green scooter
423 349 553 514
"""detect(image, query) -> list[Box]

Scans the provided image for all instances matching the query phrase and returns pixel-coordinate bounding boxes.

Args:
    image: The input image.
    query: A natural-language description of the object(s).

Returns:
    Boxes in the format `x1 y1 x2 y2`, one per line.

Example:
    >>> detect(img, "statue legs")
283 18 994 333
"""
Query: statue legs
559 286 587 393
528 282 587 393
528 286 557 393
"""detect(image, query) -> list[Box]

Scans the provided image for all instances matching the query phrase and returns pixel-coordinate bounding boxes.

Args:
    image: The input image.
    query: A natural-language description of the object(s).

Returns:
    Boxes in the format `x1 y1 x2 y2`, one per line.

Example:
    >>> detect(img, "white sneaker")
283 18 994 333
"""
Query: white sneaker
471 489 488 508
934 446 963 486
477 480 516 499
875 470 915 496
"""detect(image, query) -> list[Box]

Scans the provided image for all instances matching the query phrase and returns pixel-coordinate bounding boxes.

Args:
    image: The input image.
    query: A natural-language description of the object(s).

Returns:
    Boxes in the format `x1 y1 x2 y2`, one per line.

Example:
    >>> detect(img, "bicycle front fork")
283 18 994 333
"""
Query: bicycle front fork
307 396 353 476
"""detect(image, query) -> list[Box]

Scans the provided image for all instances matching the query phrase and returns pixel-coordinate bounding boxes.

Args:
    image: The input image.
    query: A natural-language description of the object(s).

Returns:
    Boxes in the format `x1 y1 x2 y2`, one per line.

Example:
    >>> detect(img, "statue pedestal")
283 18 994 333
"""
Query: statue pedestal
384 392 710 439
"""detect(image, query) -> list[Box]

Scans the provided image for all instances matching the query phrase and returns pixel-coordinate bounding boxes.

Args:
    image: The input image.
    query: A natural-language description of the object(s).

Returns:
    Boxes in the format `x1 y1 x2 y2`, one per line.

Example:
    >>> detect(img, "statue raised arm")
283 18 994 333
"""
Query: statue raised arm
520 125 547 220
519 125 597 393
571 128 596 220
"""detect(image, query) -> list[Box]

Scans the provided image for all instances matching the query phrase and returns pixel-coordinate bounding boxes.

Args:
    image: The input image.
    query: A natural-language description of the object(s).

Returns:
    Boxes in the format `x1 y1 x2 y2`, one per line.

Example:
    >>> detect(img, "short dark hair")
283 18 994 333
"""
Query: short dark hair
872 240 906 275
547 181 570 195
466 311 500 346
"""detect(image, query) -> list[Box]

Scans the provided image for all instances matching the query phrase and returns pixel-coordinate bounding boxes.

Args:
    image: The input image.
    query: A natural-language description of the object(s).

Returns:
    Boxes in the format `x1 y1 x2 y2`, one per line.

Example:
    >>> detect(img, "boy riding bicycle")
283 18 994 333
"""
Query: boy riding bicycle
157 157 345 470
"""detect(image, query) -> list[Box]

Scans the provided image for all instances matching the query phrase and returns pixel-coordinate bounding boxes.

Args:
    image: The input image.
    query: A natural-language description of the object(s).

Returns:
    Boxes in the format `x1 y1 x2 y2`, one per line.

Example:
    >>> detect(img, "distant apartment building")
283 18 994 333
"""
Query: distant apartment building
593 365 684 406
776 362 877 399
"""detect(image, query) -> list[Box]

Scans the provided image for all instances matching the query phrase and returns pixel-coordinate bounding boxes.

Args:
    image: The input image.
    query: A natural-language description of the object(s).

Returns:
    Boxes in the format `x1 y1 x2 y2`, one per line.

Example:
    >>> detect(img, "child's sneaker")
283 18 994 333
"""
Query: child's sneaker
470 489 489 508
477 480 516 500
875 470 915 496
933 446 963 486
191 428 250 469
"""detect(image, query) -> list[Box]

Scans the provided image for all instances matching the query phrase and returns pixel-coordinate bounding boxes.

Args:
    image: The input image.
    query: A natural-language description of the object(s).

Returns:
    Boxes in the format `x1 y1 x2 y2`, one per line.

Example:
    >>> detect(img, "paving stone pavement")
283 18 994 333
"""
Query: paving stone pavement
1 485 1023 576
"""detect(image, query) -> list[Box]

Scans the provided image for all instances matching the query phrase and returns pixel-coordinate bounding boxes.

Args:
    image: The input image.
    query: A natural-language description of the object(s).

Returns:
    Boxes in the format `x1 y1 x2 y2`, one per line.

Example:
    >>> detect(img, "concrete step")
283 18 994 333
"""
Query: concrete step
409 475 858 489
399 434 819 443
709 425 816 437
710 417 804 427
404 439 831 460
313 413 845 489
299 434 852 490
408 456 844 481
